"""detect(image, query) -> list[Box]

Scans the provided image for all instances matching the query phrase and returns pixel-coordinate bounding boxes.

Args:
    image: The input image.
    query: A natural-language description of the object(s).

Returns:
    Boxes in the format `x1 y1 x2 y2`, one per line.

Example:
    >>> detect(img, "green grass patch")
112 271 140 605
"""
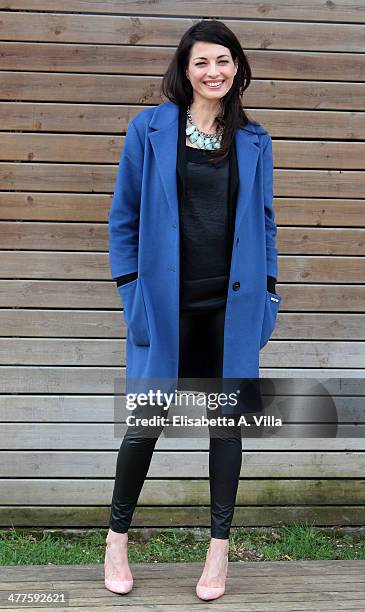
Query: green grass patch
1 523 364 566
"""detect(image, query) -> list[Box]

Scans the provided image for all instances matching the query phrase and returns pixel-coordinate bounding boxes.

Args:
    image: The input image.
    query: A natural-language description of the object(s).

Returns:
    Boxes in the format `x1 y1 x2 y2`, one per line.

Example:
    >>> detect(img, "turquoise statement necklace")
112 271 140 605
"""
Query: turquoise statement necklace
185 106 223 150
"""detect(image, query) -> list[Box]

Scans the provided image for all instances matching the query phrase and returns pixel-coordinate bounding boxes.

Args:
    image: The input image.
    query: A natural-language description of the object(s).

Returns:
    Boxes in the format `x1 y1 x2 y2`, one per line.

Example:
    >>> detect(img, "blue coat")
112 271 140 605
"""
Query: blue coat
108 100 281 394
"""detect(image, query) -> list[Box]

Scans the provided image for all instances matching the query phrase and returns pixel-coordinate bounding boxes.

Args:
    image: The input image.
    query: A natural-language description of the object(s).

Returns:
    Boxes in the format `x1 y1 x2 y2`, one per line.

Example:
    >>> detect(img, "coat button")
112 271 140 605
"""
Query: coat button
232 281 240 291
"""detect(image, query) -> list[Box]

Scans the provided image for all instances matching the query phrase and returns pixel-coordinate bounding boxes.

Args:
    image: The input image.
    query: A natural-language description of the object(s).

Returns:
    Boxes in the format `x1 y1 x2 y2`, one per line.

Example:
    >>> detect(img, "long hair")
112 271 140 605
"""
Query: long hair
160 19 260 164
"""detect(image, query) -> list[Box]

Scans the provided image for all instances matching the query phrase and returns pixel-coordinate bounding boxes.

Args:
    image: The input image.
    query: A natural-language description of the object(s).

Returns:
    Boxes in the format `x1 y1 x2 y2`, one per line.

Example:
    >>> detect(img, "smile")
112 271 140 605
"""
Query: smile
204 81 224 88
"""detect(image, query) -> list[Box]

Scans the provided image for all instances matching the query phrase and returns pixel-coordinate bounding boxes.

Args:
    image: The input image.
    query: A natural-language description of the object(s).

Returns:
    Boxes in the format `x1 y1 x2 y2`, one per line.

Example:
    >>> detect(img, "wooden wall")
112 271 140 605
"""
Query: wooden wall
0 1 364 529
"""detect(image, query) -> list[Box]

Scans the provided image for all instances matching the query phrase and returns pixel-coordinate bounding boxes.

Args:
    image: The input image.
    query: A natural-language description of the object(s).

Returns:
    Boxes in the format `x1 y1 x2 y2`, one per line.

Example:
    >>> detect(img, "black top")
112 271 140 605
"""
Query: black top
179 144 231 311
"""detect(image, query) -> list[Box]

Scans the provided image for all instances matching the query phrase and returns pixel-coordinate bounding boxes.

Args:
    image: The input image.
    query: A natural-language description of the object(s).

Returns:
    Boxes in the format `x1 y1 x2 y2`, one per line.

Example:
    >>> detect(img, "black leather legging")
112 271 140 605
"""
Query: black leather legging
109 306 242 539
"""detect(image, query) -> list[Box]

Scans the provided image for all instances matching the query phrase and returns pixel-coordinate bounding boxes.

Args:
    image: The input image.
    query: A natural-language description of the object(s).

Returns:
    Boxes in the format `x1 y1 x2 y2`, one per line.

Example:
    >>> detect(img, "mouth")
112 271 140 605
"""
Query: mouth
203 80 224 89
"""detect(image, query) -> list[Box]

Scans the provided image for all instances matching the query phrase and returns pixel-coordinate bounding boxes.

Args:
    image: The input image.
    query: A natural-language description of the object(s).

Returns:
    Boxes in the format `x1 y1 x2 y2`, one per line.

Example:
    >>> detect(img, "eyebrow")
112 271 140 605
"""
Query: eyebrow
193 54 230 60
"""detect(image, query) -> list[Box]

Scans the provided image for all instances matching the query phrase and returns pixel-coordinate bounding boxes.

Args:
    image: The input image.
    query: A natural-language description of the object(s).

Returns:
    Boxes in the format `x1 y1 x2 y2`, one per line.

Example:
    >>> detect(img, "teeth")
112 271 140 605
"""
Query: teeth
205 81 223 87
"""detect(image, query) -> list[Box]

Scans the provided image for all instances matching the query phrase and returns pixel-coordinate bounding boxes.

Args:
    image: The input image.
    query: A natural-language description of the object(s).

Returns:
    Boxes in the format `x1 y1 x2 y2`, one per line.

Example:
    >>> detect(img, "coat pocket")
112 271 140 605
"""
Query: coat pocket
259 290 282 350
118 277 151 346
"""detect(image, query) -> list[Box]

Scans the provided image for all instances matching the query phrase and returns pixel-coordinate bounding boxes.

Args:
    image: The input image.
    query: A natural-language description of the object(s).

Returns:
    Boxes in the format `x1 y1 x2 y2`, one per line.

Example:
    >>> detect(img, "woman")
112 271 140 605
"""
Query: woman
105 19 281 601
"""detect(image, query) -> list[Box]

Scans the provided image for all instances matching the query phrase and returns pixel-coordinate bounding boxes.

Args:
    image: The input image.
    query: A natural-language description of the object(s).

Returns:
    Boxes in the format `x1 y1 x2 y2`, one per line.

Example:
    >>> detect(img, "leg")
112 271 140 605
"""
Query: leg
209 430 242 540
196 418 241 600
179 307 239 600
109 432 159 534
105 407 164 591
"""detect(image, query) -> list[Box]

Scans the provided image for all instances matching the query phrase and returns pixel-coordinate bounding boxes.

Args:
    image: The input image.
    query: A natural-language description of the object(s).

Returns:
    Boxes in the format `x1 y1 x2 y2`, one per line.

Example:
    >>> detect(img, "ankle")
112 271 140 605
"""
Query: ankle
106 528 128 545
208 537 229 554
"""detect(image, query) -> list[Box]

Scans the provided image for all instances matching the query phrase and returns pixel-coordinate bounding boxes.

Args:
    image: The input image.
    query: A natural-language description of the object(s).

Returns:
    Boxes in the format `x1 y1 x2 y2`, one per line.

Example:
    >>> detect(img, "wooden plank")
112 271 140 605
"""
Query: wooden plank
2 478 364 505
2 225 365 256
2 253 365 283
3 1 365 23
0 367 364 395
1 73 364 110
3 134 365 168
1 281 365 312
279 230 365 254
1 165 365 196
0 505 364 528
1 338 364 367
0 133 125 164
1 395 363 422
0 424 364 451
281 257 365 283
2 559 365 580
0 193 365 227
276 172 365 199
1 14 365 52
259 341 365 367
1 43 365 82
1 104 365 141
275 199 365 228
0 192 111 221
1 451 364 478
0 311 364 340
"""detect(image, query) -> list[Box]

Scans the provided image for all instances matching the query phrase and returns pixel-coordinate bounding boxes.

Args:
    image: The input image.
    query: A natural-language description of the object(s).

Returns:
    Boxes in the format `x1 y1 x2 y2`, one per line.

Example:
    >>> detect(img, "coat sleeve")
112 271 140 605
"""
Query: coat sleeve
108 120 144 280
262 134 279 279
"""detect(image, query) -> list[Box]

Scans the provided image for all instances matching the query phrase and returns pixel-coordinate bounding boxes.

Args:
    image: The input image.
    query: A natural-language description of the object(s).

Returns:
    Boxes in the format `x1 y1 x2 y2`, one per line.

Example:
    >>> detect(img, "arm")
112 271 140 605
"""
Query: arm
262 134 278 280
108 120 144 281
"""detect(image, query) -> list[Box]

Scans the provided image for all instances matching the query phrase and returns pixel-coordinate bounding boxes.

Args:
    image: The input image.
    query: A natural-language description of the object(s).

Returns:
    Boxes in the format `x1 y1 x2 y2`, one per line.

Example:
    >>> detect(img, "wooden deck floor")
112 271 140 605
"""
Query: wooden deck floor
1 560 365 611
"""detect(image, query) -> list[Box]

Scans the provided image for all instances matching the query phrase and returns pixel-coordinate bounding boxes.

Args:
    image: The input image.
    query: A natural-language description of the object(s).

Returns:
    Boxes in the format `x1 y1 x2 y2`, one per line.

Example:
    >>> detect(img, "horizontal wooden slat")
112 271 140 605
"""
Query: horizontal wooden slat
1 166 364 197
1 104 365 140
0 192 112 222
275 199 365 228
1 192 364 227
1 73 365 110
2 43 365 82
2 478 364 505
1 225 365 254
2 253 365 283
0 505 364 528
3 559 365 579
0 367 364 395
1 282 364 311
3 134 365 168
1 450 363 477
0 338 364 367
3 1 365 23
1 394 363 422
1 14 365 52
0 423 364 451
0 311 364 340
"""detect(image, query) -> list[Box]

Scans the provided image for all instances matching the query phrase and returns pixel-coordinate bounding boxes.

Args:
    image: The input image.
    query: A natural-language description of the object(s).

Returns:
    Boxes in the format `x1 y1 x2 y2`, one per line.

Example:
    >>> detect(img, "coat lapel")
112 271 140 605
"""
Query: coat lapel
148 102 180 224
148 100 260 233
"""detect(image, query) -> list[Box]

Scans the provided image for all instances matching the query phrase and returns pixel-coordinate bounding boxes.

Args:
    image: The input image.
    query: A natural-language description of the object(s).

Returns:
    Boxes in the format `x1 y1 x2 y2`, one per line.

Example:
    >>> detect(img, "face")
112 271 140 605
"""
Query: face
185 41 238 103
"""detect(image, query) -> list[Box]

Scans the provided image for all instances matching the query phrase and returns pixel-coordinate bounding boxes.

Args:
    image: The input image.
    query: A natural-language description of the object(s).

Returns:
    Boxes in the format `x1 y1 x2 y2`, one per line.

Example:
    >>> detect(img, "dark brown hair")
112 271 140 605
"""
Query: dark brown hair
160 19 260 163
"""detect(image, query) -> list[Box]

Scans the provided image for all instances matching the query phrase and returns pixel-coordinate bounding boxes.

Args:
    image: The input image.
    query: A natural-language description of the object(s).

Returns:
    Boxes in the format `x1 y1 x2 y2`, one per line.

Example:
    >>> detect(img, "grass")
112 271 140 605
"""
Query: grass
1 523 364 566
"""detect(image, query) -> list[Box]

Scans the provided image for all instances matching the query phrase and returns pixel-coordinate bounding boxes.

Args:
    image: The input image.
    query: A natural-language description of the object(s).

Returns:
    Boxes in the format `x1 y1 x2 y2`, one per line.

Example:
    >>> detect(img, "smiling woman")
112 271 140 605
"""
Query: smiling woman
106 18 281 603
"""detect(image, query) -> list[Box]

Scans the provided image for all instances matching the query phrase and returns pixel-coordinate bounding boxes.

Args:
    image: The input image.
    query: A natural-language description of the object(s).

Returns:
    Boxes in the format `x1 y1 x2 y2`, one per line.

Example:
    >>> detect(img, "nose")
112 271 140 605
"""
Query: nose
207 62 221 77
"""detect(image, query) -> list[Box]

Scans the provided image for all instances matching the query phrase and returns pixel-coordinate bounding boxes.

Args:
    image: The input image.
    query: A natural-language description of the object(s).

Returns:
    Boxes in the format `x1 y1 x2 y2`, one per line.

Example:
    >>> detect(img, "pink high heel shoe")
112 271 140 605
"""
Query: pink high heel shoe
195 553 228 601
104 539 133 595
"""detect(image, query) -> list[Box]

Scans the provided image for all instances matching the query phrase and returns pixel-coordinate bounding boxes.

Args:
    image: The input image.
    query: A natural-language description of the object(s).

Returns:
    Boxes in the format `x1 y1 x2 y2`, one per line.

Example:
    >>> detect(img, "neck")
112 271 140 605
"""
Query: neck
188 98 221 133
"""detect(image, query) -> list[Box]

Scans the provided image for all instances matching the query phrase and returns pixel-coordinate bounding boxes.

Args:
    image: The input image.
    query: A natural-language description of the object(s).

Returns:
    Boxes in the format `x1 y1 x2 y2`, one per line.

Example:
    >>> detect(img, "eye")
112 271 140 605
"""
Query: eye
195 60 229 66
